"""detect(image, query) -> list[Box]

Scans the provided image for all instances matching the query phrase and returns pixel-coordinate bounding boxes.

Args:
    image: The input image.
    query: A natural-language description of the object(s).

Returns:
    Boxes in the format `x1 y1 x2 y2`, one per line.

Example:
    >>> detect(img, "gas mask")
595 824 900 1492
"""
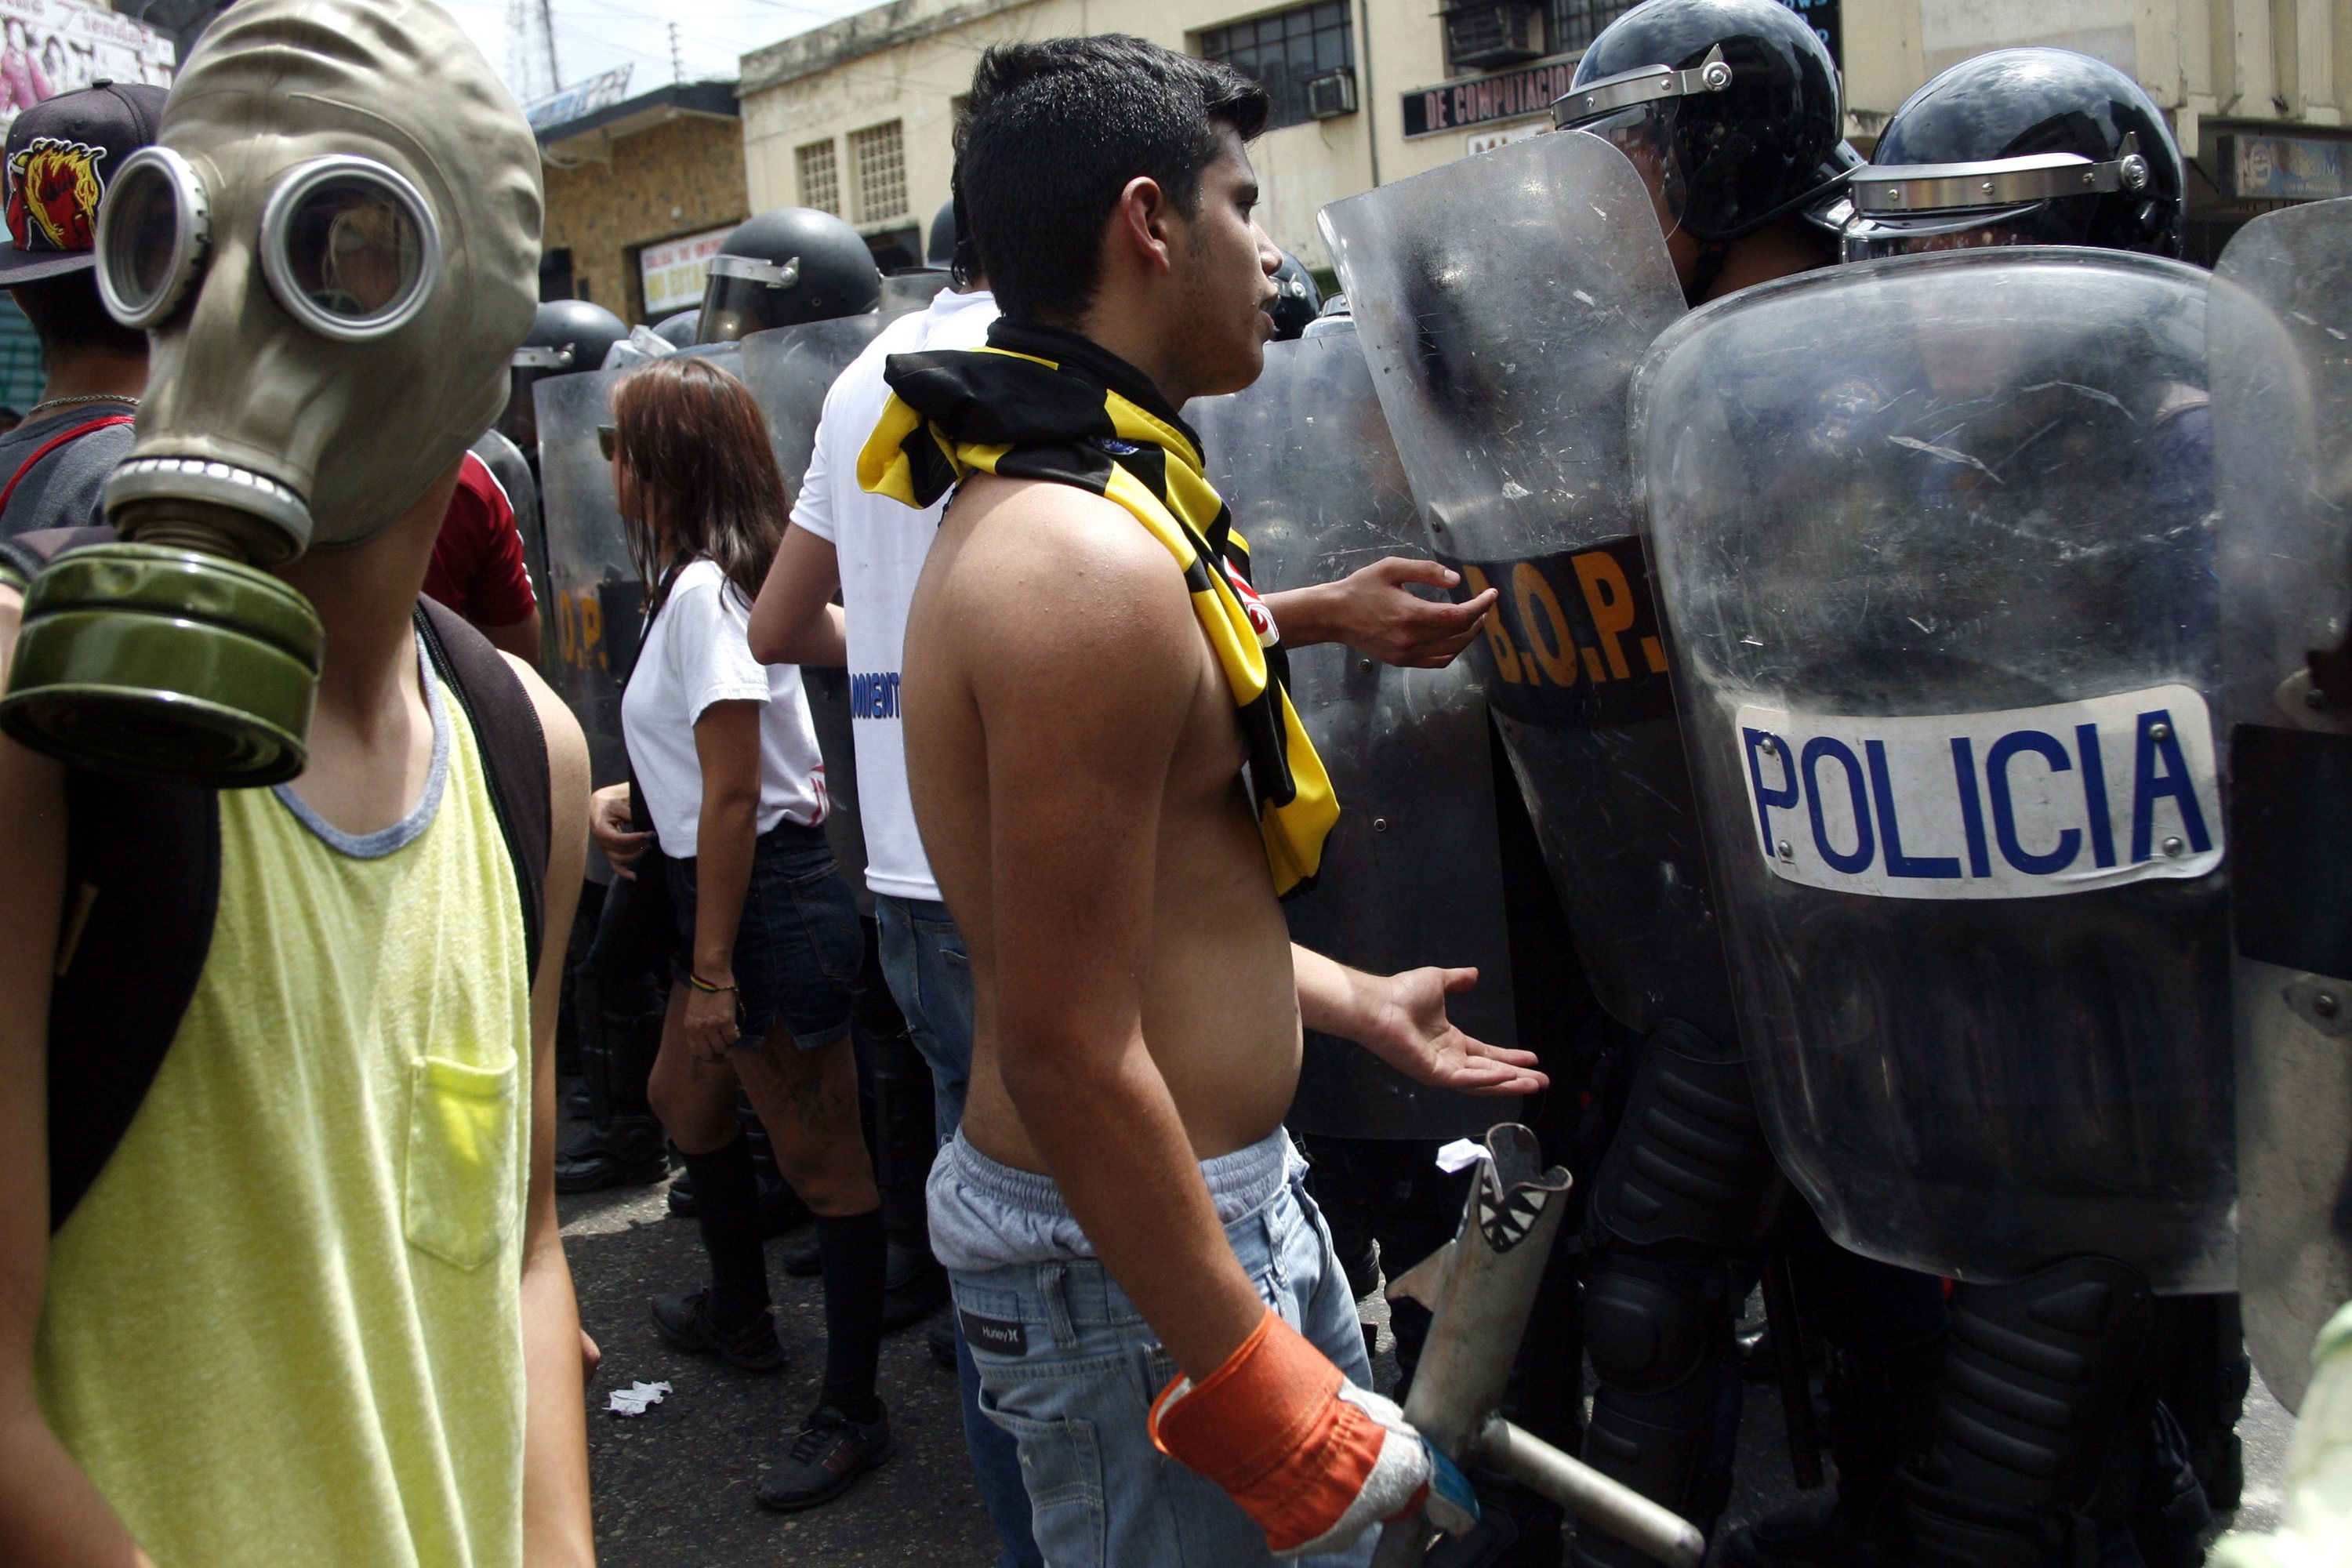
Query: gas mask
1 0 542 785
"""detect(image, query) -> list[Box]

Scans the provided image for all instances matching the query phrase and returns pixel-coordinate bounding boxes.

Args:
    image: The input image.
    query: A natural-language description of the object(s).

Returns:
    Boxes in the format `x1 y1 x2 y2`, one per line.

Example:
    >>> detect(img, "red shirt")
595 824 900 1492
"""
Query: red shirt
423 451 535 626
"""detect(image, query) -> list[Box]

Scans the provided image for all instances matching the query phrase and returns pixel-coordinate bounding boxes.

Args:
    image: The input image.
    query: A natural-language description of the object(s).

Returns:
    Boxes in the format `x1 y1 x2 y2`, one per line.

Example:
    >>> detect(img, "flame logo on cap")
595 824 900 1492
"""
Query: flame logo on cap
8 138 107 253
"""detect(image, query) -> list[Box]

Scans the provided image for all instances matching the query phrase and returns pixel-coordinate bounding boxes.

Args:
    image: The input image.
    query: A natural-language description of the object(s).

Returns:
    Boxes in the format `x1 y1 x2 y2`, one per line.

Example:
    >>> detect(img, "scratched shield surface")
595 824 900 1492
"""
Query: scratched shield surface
2213 196 2352 1403
1189 328 1517 1138
1322 129 1730 1047
1633 249 2234 1290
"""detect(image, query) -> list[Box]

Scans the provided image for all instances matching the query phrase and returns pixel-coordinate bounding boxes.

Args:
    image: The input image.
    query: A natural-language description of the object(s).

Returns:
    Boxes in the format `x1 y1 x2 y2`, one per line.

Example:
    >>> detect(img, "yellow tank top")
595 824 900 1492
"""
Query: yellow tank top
35 651 535 1568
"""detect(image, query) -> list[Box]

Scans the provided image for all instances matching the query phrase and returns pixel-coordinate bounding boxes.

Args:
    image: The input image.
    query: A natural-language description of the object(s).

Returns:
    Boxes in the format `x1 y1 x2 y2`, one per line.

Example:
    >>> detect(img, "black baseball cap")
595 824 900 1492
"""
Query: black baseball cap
0 80 168 285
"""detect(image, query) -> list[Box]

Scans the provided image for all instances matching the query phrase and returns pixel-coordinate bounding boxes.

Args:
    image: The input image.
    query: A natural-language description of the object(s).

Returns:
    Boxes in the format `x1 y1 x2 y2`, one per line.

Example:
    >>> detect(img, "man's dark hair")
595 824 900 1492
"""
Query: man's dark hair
956 35 1269 322
12 271 147 362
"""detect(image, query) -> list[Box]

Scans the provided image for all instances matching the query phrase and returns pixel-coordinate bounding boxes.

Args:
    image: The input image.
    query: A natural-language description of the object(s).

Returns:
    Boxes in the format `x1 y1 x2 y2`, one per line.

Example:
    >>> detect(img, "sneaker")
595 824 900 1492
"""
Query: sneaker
755 1404 895 1512
648 1289 788 1374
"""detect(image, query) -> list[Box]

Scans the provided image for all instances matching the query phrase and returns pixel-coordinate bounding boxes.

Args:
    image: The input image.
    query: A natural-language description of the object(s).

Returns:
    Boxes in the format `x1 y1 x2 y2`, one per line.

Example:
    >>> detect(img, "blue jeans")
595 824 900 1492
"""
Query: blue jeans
933 1130 1377 1568
874 893 1040 1568
875 895 973 1138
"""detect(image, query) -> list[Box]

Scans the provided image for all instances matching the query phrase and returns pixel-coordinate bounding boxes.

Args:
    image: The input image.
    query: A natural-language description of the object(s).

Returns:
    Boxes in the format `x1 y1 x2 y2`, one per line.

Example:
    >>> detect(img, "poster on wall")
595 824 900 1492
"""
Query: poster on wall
639 223 735 317
0 0 175 135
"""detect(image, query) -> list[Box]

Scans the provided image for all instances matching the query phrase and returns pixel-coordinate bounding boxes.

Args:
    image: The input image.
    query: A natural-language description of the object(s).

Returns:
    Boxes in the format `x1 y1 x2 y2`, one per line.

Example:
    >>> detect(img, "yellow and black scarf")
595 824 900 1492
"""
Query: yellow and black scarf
857 318 1336 898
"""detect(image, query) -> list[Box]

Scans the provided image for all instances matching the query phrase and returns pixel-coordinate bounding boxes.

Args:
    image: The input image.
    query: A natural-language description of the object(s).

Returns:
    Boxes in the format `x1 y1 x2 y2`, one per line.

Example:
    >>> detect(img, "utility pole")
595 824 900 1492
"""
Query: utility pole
669 21 683 85
537 0 561 95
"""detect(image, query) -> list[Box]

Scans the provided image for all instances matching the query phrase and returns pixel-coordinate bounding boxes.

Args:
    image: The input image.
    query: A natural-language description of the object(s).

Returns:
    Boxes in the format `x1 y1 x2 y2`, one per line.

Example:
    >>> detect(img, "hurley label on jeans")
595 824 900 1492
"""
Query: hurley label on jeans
960 1309 1028 1356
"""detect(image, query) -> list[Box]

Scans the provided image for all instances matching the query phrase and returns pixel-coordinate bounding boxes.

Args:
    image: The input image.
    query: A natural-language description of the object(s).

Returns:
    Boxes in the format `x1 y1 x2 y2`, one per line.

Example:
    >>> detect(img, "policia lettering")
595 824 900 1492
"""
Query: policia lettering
1736 685 2224 898
1443 536 1673 728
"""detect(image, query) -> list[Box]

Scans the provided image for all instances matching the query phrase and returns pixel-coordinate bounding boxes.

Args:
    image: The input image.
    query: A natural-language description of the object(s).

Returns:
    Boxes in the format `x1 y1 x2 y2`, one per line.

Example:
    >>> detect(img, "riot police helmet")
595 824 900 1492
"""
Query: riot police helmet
697 206 881 343
1841 49 2184 261
652 309 700 347
926 199 958 268
1552 0 1859 245
1269 251 1322 340
500 298 626 452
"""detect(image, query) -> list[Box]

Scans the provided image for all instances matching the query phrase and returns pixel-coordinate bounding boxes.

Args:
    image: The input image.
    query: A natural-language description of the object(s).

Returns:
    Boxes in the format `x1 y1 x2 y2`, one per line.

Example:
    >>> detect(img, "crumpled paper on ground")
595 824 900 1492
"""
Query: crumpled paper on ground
606 1380 672 1417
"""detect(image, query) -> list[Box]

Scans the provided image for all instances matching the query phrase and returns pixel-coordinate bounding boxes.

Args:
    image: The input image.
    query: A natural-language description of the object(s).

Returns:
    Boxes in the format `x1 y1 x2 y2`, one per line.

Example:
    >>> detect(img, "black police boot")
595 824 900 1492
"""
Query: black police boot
554 1005 670 1193
1726 1328 1944 1568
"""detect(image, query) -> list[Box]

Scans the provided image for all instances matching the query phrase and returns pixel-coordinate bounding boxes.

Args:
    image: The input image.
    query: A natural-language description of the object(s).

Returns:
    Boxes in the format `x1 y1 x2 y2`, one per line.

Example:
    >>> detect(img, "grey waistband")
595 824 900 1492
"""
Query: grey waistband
926 1125 1300 1273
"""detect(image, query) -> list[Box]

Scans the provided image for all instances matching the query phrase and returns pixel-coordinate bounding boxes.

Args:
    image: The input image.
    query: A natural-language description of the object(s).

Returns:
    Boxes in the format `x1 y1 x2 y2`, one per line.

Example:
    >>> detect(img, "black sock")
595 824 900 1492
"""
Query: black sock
815 1207 887 1422
681 1138 768 1329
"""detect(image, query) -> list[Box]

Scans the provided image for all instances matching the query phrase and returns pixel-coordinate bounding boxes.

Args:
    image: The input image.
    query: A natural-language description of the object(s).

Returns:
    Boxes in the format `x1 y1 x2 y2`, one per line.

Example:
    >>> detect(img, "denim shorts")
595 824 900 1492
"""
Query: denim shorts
930 1129 1377 1568
666 818 860 1049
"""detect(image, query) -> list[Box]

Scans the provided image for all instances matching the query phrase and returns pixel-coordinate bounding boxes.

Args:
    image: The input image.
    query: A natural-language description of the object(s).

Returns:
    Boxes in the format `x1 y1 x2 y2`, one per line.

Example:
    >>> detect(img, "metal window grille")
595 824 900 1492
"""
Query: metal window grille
1544 0 1636 56
797 140 840 216
1199 2 1355 132
849 120 909 223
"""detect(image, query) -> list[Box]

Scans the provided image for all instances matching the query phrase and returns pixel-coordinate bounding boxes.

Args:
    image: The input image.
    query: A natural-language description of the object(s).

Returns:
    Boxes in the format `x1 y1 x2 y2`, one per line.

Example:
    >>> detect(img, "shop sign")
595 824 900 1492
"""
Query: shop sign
524 65 633 134
639 223 732 315
1402 56 1577 139
2220 132 2350 201
0 0 175 137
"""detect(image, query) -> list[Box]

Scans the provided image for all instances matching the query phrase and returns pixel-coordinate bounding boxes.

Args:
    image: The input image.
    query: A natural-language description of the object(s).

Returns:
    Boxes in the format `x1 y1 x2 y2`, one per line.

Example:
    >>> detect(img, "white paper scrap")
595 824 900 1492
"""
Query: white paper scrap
606 1380 672 1417
1434 1138 1490 1174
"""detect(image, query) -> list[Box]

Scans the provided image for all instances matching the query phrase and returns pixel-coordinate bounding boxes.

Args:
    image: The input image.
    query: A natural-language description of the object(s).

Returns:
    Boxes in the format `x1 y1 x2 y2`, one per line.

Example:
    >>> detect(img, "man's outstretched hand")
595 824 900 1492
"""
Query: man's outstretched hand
1354 966 1548 1096
1267 557 1497 670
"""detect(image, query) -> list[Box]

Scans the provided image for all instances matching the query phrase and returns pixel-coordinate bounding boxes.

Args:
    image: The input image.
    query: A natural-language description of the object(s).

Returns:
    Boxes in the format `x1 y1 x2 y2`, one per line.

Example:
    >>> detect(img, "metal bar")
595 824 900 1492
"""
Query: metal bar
1760 1250 1824 1490
1472 1415 1708 1568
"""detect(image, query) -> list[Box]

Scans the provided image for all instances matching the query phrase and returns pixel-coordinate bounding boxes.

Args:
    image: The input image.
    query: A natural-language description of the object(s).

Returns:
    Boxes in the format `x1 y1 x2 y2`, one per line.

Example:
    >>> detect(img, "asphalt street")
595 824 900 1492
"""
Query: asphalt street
558 1105 2298 1567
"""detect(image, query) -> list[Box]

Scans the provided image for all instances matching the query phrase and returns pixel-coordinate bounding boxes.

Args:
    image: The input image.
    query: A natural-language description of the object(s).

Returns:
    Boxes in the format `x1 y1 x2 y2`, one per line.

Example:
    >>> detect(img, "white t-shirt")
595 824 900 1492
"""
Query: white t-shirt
622 556 827 858
793 286 999 902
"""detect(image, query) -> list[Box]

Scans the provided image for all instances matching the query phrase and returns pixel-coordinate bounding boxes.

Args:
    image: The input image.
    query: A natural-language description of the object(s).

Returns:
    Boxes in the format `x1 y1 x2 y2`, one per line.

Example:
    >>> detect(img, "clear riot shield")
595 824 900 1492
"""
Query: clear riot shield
469 427 548 666
739 313 889 911
1319 130 1704 1039
1634 249 2234 1291
1188 328 1517 1139
534 367 637 799
2213 197 2352 1408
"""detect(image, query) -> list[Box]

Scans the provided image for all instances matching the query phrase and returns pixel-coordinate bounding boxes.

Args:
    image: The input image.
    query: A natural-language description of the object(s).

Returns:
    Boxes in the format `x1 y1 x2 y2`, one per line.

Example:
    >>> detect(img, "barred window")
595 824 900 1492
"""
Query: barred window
1545 0 1637 56
1200 2 1353 132
849 120 909 223
796 140 840 217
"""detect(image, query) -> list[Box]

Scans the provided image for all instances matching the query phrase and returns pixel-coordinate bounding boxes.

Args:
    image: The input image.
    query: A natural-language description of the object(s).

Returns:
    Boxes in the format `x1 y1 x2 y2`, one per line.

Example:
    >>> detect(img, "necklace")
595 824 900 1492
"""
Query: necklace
26 393 138 418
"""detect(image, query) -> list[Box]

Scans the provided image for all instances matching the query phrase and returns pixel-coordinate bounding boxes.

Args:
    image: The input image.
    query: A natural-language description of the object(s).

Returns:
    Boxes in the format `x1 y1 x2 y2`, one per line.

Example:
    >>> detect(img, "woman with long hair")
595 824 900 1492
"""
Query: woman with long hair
587 354 893 1508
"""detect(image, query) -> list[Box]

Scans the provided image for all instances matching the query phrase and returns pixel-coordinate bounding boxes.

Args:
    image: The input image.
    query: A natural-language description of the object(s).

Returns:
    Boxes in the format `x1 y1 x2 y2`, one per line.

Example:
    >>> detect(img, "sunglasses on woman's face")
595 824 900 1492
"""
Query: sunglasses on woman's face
597 423 618 461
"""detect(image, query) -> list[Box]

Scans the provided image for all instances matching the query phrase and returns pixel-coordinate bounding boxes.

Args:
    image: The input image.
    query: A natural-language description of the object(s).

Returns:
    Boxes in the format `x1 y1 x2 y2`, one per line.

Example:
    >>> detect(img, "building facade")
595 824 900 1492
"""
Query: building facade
736 0 2352 272
536 80 750 323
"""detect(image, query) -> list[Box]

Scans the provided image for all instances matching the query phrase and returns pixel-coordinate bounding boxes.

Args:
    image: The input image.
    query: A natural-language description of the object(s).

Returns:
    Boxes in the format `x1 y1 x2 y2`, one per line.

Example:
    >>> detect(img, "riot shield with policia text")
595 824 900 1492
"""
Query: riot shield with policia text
1633 247 2234 1293
1189 327 1518 1140
2212 194 2352 1410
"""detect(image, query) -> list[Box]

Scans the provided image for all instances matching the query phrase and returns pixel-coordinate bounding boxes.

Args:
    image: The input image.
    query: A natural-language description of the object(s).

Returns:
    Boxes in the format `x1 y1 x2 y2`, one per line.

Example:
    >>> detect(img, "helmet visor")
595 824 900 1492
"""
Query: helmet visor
1842 151 2147 262
1552 47 1733 234
697 252 801 344
1576 104 1687 233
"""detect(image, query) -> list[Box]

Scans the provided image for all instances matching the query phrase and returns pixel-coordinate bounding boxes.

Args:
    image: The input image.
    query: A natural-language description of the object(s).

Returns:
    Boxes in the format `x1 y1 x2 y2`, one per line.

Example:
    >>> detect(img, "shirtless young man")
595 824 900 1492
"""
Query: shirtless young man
877 35 1546 1567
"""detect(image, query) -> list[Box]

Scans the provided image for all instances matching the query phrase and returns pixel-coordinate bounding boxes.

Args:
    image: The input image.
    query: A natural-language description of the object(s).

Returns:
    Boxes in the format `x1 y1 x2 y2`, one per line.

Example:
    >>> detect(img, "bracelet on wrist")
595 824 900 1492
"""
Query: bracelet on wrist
687 972 738 995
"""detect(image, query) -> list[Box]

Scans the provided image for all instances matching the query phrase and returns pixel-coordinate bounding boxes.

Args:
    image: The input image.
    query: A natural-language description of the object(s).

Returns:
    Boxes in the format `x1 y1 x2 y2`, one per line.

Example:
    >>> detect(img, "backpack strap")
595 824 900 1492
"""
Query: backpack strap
0 415 135 522
7 521 225 1233
412 597 550 982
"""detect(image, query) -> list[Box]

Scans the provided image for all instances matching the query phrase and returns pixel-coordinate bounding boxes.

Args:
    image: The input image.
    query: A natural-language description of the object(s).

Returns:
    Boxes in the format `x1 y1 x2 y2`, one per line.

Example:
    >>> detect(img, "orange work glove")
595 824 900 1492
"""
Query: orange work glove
1148 1307 1479 1557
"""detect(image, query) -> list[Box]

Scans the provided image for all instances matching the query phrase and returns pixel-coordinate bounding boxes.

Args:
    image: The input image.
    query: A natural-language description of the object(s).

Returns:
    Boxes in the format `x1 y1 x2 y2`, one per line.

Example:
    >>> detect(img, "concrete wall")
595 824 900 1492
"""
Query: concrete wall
543 112 751 323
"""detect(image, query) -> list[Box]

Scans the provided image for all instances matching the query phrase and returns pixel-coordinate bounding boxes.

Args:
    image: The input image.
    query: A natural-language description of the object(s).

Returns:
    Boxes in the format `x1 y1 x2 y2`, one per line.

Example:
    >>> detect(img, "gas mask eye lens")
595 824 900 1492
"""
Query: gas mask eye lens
260 156 441 341
96 146 208 328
